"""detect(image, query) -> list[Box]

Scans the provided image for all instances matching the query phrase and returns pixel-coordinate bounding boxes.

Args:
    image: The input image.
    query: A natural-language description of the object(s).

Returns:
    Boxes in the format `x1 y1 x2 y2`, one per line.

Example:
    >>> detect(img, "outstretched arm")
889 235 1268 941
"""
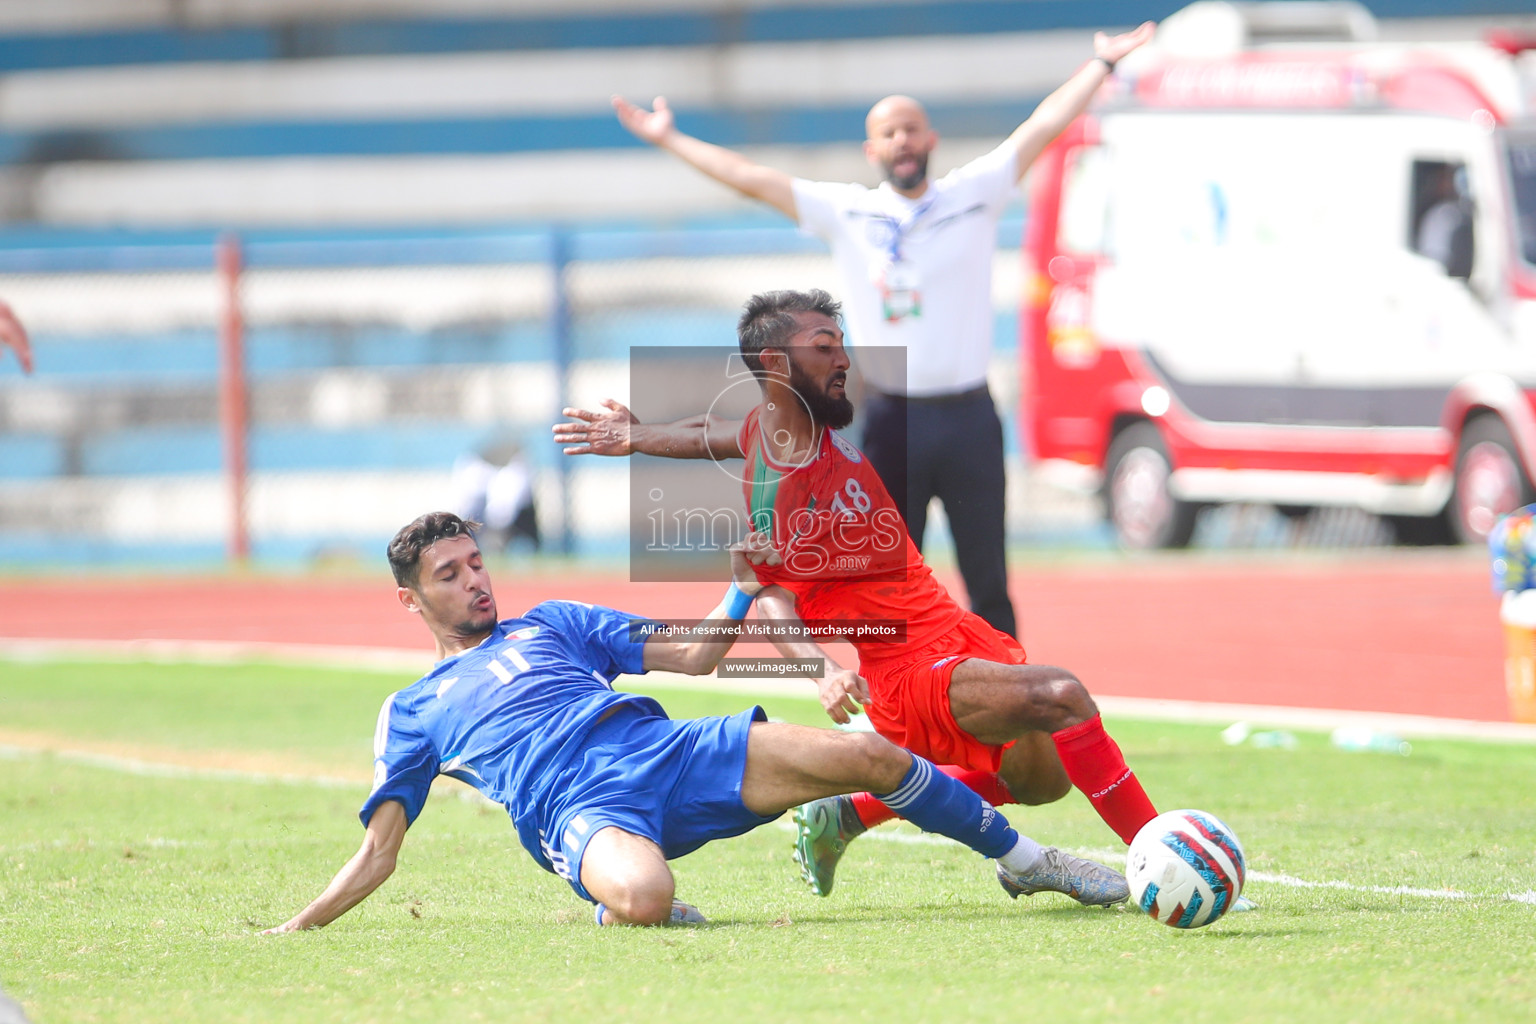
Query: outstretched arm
613 95 799 220
1003 22 1155 178
754 584 871 725
554 398 744 460
261 800 408 933
0 299 32 374
643 532 783 675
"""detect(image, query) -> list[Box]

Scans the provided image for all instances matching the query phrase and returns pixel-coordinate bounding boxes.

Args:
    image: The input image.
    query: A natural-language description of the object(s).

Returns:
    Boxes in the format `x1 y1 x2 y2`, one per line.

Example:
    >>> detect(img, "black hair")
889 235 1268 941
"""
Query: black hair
736 289 842 378
387 511 481 588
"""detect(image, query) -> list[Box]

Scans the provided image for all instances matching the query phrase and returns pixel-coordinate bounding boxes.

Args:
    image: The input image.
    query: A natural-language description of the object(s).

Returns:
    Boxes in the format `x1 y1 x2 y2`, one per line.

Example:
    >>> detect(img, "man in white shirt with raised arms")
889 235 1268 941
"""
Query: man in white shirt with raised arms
613 20 1154 638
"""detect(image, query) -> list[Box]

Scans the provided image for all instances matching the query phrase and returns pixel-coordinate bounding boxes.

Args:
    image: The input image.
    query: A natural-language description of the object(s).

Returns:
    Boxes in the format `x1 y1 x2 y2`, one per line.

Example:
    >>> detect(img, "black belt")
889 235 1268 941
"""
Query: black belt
871 383 990 406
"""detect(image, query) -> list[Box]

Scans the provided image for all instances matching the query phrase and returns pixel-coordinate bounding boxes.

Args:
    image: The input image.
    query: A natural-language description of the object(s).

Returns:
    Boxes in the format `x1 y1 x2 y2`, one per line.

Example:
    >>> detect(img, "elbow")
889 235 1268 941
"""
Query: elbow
679 645 719 676
358 834 401 878
365 850 399 889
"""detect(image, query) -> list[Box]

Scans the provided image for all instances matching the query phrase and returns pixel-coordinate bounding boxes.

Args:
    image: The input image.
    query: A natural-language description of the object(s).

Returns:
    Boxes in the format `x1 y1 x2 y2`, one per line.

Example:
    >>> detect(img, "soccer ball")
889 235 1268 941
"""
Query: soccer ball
1126 809 1246 929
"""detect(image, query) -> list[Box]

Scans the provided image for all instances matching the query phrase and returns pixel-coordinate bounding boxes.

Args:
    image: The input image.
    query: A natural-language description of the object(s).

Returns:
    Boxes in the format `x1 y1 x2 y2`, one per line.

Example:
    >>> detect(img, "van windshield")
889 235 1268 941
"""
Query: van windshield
1509 133 1536 267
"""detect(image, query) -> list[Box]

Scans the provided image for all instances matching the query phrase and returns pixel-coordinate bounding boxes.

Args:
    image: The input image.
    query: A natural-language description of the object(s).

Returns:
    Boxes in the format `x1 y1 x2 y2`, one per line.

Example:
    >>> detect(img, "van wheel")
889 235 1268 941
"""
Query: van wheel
1104 422 1199 549
1450 415 1531 544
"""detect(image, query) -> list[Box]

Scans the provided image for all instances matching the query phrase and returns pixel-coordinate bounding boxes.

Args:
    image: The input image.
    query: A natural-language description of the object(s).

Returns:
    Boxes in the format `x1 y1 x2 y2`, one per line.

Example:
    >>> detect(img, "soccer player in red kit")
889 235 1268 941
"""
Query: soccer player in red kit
555 289 1154 903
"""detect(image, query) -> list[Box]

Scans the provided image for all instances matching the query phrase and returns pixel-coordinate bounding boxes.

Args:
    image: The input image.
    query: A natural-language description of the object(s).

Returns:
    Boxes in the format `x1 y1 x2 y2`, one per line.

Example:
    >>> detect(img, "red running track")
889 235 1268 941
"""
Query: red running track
0 551 1509 722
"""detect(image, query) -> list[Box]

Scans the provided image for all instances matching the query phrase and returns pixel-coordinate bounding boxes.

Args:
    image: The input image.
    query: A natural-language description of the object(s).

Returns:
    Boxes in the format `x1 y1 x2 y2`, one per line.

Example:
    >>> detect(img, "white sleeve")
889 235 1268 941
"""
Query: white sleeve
945 144 1020 215
791 178 861 239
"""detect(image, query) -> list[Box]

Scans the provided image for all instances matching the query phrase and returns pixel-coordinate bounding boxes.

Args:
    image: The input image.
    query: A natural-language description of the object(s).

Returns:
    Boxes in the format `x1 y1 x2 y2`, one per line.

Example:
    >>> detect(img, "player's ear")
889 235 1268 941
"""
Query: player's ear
760 347 789 379
863 139 879 167
397 585 422 615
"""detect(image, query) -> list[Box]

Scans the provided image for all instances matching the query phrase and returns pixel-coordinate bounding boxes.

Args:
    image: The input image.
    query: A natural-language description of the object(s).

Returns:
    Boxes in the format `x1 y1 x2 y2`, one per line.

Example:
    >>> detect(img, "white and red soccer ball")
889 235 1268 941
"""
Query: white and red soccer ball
1126 809 1246 929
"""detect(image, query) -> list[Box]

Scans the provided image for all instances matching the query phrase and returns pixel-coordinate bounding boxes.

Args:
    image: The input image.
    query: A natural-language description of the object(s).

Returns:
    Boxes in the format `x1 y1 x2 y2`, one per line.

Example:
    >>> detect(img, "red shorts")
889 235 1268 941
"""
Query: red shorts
861 611 1027 773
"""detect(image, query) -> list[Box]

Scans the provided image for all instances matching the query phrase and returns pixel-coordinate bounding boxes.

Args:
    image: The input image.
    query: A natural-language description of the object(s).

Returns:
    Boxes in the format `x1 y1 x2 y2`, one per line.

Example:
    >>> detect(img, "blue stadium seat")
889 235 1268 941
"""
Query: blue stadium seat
0 2 1185 72
0 434 65 479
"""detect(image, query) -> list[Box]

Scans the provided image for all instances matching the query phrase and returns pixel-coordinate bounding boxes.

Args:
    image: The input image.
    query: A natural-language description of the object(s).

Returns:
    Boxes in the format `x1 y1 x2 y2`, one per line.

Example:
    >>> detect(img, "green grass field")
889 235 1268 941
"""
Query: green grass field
3 659 1535 1023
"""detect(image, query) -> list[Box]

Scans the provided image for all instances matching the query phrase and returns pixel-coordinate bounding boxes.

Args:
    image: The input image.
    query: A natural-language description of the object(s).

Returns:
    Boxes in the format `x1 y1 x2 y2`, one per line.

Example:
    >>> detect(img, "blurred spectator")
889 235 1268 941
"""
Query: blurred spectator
0 299 32 373
452 439 540 553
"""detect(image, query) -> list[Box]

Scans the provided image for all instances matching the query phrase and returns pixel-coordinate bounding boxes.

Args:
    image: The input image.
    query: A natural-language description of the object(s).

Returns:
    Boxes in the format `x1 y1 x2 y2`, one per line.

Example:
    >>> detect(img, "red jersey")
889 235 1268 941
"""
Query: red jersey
737 407 967 657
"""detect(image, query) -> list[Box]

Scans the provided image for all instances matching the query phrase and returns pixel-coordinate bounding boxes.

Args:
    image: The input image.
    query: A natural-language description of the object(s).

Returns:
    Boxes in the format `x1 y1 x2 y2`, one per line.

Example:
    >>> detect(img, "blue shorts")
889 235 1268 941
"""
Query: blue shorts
538 705 775 902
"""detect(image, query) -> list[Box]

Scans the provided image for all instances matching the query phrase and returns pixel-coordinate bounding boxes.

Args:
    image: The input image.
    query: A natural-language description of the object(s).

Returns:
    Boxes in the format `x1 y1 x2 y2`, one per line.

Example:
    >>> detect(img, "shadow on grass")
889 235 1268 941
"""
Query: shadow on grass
700 902 1138 928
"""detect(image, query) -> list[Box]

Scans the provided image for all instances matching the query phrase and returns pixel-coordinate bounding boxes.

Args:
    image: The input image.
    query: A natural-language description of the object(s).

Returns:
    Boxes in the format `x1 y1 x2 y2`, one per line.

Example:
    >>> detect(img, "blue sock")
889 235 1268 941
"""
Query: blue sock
873 755 1018 859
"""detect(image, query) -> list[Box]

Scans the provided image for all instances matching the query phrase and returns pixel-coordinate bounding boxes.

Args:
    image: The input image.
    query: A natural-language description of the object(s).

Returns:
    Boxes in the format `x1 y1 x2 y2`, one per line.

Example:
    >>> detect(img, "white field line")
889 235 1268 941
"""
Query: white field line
0 741 363 789
2 735 1530 910
771 822 1536 908
1089 695 1536 745
0 636 429 674
6 635 1536 744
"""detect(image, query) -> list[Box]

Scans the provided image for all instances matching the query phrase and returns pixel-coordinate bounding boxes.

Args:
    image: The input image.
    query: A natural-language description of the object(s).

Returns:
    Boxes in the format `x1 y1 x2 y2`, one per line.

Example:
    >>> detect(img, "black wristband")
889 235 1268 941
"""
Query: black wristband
1095 55 1117 74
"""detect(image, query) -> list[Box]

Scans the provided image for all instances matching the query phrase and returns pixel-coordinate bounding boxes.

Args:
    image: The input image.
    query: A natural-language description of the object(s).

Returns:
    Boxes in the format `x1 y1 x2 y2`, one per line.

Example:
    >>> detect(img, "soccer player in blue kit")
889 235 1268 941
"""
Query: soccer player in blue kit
262 511 1082 929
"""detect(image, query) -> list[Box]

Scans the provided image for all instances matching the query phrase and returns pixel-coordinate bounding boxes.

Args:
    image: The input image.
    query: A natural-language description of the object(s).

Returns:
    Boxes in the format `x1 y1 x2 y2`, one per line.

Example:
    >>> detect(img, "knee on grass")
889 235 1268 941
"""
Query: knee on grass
597 880 677 926
583 828 675 925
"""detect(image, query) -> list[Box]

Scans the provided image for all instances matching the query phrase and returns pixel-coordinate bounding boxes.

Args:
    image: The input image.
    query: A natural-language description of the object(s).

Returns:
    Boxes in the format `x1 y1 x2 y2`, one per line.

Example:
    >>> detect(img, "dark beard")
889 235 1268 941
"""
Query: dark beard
883 153 929 191
460 610 495 633
788 361 855 429
422 590 496 638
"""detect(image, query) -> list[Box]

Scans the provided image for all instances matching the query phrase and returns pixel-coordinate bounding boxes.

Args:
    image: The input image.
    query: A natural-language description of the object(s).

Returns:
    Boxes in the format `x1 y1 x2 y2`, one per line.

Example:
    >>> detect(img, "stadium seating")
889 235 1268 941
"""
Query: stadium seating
0 0 1523 564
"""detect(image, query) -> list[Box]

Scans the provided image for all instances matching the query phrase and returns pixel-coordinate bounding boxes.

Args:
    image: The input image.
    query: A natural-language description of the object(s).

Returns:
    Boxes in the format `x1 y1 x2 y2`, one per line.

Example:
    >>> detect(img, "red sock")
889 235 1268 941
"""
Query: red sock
850 765 1015 829
1051 714 1158 844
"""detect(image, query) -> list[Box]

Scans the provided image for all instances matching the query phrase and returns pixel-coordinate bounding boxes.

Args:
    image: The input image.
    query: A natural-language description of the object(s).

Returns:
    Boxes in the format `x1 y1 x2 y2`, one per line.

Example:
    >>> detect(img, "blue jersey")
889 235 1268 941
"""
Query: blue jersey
360 600 661 873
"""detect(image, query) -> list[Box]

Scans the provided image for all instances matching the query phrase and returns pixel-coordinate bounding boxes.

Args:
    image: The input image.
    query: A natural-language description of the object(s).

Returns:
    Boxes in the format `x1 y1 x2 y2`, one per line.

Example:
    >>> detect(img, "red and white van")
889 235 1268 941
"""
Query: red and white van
1022 1 1536 547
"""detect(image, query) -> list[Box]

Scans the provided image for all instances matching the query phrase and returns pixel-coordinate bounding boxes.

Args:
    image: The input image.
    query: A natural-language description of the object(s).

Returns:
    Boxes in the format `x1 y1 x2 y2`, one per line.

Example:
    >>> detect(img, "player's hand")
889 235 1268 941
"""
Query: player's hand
553 399 638 456
1094 21 1155 66
816 667 870 725
612 95 676 146
259 921 303 935
728 531 782 595
0 299 32 374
